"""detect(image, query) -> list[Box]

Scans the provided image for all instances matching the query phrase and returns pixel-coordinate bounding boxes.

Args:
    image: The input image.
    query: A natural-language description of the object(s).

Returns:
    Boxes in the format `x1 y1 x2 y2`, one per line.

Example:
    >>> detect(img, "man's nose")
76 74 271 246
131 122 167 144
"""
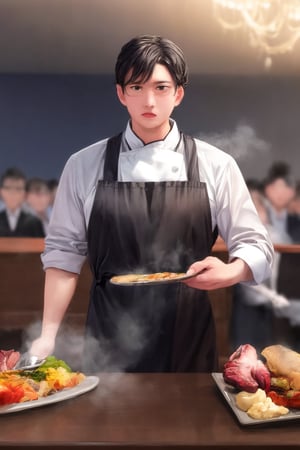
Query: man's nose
143 88 155 105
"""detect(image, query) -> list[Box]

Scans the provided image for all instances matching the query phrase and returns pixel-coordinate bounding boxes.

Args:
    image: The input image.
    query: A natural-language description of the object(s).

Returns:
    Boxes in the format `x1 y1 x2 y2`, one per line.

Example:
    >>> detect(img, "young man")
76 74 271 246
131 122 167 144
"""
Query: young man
0 167 45 237
25 177 52 235
29 35 273 373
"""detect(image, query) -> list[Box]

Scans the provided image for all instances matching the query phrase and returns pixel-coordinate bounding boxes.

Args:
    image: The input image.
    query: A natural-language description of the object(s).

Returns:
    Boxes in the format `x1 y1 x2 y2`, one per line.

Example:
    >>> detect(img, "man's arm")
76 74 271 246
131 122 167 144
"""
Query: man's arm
29 267 79 358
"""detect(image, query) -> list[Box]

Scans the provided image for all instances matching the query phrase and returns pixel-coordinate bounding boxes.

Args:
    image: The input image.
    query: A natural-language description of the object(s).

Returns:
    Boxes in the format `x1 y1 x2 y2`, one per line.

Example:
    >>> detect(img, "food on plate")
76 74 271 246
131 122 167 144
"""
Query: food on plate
235 387 267 411
262 344 300 390
222 343 300 415
0 355 85 407
110 271 187 284
261 344 300 408
223 344 271 393
235 388 289 419
0 349 20 371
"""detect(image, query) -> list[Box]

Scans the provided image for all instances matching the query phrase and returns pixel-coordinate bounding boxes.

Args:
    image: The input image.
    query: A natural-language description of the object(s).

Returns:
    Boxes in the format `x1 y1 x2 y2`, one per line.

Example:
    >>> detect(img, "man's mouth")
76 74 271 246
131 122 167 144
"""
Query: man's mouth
142 112 156 118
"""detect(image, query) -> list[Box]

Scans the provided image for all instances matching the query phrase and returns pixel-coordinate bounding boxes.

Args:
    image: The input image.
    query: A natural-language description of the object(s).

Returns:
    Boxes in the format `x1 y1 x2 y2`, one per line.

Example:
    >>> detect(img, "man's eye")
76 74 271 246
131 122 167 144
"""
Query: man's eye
131 85 142 92
157 85 170 92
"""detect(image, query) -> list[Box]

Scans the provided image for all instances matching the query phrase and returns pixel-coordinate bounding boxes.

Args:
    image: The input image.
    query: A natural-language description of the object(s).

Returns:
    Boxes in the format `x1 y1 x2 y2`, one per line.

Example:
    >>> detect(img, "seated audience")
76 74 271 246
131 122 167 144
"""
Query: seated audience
287 180 300 243
263 161 296 243
230 178 290 352
0 167 45 237
25 177 52 235
0 195 4 211
46 178 59 217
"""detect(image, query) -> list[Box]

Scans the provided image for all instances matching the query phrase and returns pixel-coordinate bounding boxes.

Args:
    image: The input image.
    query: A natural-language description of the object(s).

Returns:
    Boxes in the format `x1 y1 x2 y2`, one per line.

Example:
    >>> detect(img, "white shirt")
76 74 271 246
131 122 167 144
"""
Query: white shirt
6 208 21 231
42 120 273 284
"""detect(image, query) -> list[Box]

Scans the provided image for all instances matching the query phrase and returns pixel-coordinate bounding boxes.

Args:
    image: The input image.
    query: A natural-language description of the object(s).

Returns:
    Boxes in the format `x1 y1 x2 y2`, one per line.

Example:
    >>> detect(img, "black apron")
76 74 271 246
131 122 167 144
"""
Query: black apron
84 133 218 373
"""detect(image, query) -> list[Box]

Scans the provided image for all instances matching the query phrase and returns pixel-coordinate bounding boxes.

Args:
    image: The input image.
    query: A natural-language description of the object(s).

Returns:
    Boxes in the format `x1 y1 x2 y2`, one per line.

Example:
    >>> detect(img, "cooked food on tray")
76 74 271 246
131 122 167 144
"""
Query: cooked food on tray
222 343 300 419
0 349 20 371
0 351 85 407
223 343 271 393
235 388 289 420
110 271 187 285
261 344 300 390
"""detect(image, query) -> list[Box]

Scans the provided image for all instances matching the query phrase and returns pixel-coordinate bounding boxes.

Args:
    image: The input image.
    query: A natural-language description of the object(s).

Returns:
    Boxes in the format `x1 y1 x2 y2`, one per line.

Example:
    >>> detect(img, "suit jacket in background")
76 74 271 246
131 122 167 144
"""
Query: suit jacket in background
0 210 45 237
287 214 300 244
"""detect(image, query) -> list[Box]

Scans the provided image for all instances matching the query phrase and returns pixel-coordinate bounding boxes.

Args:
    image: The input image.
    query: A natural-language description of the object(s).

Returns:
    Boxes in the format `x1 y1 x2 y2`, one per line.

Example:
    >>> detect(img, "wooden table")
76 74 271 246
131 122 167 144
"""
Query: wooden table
1 373 300 449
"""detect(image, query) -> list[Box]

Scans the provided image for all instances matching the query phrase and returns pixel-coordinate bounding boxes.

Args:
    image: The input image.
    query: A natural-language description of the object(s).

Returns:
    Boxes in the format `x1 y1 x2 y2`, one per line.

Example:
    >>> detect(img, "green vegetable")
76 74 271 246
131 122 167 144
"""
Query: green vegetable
21 355 72 382
38 356 72 372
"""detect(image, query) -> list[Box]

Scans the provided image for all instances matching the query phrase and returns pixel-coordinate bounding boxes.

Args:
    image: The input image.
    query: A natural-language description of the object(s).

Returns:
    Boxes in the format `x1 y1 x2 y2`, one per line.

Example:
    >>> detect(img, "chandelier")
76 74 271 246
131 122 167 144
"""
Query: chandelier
212 0 300 67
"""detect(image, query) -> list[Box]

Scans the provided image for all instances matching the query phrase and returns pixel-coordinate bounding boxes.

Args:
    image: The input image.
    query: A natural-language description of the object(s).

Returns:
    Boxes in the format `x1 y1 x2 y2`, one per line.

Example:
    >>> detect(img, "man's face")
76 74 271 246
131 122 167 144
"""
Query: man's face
116 63 184 142
0 178 26 212
26 189 51 214
265 178 295 212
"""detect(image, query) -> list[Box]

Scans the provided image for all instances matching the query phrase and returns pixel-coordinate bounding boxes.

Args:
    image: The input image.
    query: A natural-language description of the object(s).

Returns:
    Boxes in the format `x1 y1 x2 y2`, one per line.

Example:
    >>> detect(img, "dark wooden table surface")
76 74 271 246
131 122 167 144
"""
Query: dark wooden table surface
1 373 300 449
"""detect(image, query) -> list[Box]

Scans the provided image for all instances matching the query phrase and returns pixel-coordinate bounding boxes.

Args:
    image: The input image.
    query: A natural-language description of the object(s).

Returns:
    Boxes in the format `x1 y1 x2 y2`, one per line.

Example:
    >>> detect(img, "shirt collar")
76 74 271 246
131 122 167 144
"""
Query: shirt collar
124 118 181 151
6 207 22 218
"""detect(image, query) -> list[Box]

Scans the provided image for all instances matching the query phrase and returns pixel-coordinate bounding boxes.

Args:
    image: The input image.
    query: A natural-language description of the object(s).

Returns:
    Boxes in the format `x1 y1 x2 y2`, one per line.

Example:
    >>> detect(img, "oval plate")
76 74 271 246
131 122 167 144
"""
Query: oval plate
0 376 100 414
109 271 199 286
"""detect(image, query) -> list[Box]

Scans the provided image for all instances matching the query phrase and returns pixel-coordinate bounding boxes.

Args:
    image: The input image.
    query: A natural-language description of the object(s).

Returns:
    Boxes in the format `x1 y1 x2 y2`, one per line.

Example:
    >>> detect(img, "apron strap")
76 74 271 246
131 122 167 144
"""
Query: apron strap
182 134 200 182
182 133 219 243
103 133 123 181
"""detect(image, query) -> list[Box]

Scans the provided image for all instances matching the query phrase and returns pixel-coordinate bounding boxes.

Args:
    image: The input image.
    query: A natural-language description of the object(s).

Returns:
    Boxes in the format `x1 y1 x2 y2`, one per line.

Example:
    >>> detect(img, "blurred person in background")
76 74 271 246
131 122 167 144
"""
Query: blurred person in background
230 178 290 352
46 178 59 215
25 177 52 235
263 161 296 243
0 191 4 211
287 180 300 244
0 167 45 237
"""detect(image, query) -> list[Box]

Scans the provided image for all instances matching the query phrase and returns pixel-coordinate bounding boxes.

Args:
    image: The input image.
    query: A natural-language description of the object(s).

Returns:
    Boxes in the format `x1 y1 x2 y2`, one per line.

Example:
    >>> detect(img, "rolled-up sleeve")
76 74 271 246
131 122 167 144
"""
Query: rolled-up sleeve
41 141 106 273
197 141 274 285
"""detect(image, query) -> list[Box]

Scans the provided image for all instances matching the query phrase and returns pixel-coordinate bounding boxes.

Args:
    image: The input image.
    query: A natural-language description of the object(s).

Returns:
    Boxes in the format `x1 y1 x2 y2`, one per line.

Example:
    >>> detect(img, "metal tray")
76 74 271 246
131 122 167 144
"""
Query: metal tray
212 372 300 426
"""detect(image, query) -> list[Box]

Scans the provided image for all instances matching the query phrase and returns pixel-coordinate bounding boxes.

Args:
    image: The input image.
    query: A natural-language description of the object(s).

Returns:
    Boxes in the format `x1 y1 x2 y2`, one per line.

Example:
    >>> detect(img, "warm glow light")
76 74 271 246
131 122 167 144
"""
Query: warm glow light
213 0 300 66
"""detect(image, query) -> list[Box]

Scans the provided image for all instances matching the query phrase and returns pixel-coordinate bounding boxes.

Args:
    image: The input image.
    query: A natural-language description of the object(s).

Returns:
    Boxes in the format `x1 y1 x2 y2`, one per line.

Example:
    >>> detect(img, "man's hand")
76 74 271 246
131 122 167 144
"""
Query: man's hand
183 256 252 290
29 336 55 360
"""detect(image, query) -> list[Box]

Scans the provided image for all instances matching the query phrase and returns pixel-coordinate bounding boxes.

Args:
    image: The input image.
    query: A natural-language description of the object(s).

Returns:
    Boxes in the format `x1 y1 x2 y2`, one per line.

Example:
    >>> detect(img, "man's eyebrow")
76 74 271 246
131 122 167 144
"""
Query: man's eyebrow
128 79 173 85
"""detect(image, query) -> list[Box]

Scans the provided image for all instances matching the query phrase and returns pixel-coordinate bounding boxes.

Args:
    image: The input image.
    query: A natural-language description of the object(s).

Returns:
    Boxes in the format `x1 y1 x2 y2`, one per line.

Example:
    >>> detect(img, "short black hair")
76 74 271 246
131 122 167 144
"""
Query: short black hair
115 35 188 89
0 167 26 187
26 177 50 193
245 178 264 193
263 161 295 188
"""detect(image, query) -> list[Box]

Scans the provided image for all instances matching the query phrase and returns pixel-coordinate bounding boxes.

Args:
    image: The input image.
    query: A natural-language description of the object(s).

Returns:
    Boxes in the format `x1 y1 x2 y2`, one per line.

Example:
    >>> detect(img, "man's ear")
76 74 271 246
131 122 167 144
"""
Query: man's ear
116 84 127 106
174 86 185 107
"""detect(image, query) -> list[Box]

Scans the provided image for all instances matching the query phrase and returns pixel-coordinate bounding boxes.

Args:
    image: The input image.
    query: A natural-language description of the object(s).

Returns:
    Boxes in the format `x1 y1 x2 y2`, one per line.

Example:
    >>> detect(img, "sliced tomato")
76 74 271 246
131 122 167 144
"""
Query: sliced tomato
0 384 14 405
267 391 289 407
285 391 300 408
268 390 300 409
0 382 24 405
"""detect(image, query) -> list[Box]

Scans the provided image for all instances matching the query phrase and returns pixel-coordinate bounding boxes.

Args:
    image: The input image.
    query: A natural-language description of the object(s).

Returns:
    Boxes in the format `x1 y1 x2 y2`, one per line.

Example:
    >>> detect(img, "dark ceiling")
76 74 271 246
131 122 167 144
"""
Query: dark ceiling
0 0 299 76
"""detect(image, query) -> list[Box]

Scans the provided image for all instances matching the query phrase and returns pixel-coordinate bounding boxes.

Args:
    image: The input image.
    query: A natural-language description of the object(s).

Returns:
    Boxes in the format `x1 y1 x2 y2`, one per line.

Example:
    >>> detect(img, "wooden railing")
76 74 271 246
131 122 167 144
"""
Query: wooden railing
0 237 45 253
1 237 299 254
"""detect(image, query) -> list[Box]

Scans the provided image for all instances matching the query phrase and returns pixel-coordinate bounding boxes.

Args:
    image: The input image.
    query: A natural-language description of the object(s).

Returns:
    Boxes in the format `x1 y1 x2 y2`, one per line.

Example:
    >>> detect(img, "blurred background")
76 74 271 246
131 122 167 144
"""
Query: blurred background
0 0 299 181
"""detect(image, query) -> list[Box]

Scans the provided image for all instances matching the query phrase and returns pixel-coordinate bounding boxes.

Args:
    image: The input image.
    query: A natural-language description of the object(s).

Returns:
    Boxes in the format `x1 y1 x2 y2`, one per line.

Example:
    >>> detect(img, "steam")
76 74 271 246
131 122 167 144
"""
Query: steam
196 122 271 162
20 289 170 374
22 320 85 371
